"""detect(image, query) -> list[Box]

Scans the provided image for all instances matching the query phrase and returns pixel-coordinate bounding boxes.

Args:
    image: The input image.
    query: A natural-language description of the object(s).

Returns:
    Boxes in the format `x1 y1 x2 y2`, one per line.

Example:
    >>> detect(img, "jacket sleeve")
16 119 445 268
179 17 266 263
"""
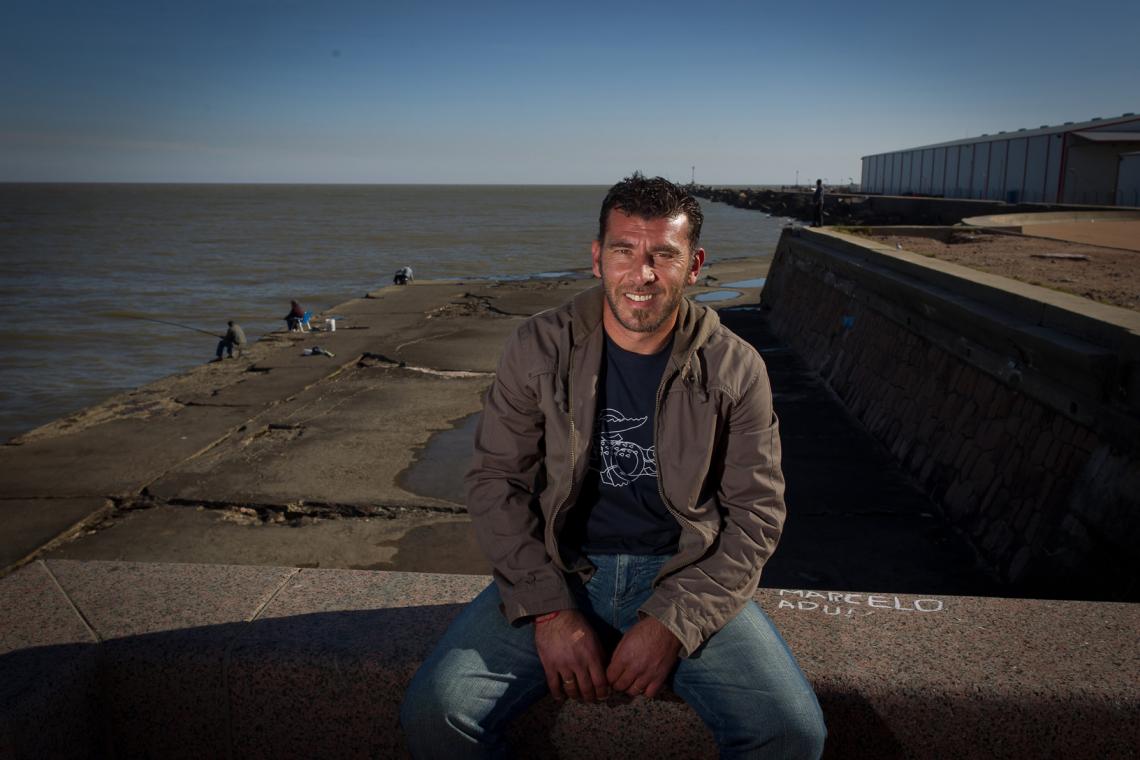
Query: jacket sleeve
465 325 578 625
639 363 786 656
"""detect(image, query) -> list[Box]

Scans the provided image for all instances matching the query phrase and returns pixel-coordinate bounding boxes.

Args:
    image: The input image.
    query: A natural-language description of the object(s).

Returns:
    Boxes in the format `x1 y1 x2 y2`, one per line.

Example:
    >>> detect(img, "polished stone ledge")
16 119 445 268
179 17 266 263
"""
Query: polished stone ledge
2 560 1137 759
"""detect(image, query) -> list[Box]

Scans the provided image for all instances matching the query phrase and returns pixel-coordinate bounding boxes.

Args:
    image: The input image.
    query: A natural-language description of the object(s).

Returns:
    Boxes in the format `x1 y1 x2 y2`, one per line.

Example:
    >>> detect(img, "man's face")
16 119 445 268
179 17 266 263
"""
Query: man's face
591 210 705 352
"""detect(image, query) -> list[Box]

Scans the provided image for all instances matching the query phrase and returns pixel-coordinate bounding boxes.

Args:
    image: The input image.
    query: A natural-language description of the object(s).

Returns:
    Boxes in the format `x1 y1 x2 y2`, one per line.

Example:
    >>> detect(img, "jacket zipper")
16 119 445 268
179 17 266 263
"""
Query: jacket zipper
656 357 699 534
548 345 577 563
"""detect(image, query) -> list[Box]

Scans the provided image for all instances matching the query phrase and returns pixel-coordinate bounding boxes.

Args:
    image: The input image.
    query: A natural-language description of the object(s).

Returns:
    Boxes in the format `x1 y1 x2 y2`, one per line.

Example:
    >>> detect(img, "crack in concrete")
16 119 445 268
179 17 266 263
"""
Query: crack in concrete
41 560 103 642
131 353 369 497
0 499 117 579
0 495 103 502
425 293 519 320
111 493 467 526
359 352 492 379
394 329 462 353
176 400 254 408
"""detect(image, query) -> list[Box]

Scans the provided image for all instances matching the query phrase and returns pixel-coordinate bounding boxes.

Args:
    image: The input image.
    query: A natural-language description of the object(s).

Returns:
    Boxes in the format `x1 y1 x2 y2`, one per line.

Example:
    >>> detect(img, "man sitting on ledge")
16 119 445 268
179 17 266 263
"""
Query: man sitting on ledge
401 174 825 758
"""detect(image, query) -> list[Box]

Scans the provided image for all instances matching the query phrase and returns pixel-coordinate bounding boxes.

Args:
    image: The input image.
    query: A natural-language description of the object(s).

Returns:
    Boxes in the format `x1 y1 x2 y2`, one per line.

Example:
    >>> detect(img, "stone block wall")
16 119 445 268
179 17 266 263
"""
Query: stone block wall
761 229 1139 599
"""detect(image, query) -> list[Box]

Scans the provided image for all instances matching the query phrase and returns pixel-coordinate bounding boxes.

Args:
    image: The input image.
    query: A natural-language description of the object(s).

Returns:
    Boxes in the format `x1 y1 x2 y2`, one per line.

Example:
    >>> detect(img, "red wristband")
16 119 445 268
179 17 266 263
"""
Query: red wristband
533 611 560 625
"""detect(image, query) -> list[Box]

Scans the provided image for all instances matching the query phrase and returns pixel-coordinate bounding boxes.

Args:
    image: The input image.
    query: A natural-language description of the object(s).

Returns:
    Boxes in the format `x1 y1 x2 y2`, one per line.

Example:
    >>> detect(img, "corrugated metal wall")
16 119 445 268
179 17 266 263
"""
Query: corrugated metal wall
860 116 1140 205
1118 154 1140 206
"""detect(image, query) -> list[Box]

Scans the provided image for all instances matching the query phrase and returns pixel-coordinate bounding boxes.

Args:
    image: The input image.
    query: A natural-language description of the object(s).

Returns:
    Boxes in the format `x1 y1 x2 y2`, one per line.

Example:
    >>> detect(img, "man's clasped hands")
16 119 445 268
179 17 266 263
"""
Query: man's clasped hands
532 609 682 701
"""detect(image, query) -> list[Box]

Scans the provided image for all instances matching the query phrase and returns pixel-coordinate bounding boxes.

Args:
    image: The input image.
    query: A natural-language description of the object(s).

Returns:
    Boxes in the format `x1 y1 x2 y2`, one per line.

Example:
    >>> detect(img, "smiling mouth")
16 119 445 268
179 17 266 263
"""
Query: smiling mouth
624 293 655 302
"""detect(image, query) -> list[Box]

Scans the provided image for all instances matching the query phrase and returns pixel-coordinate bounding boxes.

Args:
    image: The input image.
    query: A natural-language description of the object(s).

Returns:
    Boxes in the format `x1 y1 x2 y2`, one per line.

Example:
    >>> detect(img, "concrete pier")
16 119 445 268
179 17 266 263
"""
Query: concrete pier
3 247 1137 757
1 257 995 597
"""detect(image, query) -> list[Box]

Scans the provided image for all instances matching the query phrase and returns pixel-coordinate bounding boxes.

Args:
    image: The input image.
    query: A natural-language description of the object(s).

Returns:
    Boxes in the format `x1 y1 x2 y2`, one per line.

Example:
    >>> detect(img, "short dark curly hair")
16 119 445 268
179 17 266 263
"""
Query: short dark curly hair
597 172 703 251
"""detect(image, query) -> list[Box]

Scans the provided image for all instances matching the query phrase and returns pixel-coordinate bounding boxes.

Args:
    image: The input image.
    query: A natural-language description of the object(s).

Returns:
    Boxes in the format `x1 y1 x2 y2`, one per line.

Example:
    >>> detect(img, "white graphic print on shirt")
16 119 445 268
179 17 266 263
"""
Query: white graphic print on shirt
591 408 657 488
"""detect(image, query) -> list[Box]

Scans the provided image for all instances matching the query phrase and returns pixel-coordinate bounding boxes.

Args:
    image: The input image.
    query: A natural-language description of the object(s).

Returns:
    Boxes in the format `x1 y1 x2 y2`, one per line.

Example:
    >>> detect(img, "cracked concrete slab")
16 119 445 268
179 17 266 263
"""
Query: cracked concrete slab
0 407 253 499
437 278 597 317
395 321 527 373
0 260 781 572
0 498 110 569
1 275 580 573
14 257 918 587
42 505 491 575
145 363 491 509
173 370 319 408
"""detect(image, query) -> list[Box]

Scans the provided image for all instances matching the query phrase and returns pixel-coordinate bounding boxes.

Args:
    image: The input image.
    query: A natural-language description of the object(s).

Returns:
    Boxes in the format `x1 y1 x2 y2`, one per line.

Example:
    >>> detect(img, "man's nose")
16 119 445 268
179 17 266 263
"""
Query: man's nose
630 255 657 284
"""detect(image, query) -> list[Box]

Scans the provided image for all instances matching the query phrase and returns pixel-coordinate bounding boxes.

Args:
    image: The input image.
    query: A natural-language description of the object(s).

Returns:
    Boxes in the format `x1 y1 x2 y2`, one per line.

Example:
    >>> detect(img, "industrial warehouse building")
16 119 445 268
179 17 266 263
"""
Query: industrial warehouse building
860 113 1140 206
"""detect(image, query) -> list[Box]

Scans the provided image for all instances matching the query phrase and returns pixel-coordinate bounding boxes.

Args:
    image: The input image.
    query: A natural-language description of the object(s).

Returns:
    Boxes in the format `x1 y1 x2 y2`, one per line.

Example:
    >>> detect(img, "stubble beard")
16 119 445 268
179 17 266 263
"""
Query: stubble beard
603 278 686 335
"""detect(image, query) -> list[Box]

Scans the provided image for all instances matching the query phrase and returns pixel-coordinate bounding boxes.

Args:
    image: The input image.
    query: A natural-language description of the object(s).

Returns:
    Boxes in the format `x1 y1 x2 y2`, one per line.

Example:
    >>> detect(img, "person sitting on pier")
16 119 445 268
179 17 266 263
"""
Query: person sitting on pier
284 300 307 331
215 320 246 360
401 173 825 758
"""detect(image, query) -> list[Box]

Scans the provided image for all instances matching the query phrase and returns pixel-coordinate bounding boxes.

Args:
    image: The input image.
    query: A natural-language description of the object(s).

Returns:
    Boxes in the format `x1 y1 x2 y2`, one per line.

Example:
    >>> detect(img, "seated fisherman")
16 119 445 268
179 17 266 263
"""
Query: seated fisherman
215 320 246 360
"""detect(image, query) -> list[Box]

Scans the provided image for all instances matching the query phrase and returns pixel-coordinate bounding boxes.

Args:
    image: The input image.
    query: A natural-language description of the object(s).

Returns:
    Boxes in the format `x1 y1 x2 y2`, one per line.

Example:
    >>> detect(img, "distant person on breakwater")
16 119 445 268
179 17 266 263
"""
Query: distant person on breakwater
393 266 414 285
812 179 824 227
215 320 246 360
284 300 306 331
402 173 825 758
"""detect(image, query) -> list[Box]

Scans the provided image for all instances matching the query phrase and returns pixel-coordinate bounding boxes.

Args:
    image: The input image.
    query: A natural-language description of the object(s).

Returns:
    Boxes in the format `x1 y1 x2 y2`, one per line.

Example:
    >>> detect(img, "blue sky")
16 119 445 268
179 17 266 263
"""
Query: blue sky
2 0 1137 184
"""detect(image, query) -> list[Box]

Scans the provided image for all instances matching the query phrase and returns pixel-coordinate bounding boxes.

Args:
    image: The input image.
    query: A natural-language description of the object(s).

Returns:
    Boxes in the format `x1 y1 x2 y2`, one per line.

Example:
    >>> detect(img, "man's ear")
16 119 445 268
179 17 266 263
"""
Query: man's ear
687 248 706 285
591 240 603 279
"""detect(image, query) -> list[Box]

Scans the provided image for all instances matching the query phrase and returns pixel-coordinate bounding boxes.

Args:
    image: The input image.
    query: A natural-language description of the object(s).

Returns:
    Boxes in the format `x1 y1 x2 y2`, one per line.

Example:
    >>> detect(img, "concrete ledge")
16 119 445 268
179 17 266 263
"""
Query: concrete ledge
813 228 1139 348
776 229 1140 433
962 209 1140 227
3 561 1137 758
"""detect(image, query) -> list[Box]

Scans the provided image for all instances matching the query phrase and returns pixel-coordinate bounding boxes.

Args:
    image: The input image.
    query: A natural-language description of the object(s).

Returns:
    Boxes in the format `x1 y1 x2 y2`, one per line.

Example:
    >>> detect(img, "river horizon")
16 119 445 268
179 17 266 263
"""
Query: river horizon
0 183 789 441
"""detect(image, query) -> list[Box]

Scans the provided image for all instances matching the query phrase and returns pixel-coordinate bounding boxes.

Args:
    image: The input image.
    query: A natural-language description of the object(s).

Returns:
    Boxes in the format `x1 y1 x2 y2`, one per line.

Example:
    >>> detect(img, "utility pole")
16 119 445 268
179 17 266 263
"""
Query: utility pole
691 165 695 184
796 169 799 188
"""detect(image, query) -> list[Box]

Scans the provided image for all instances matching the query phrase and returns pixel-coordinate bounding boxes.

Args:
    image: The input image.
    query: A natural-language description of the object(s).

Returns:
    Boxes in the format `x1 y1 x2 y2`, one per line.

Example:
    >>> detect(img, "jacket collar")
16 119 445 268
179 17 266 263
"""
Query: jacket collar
568 284 720 386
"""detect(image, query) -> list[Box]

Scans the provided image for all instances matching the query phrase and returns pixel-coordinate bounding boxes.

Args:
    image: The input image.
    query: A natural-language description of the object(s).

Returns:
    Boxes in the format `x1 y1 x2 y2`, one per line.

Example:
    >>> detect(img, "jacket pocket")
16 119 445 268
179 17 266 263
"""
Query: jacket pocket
659 387 719 516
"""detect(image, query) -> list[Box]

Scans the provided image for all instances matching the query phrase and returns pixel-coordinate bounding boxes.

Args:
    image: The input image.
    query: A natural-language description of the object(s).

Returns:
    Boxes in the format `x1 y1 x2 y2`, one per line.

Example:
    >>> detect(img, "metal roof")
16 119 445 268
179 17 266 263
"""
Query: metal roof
861 112 1140 159
1071 131 1140 143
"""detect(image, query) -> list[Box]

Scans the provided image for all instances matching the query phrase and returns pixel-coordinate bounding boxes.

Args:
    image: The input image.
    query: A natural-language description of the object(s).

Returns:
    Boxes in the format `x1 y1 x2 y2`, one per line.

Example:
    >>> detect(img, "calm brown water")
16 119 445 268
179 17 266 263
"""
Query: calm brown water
0 184 788 441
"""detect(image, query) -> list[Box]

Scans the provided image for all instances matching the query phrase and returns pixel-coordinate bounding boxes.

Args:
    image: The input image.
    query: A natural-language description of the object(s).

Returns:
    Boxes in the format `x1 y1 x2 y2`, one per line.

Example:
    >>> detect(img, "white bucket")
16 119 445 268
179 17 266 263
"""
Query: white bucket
326 318 336 332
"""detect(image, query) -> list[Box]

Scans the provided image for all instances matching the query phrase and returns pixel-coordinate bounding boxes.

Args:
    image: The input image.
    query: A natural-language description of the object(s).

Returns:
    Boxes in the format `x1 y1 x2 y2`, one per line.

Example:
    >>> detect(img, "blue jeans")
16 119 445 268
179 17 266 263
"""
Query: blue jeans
401 554 825 758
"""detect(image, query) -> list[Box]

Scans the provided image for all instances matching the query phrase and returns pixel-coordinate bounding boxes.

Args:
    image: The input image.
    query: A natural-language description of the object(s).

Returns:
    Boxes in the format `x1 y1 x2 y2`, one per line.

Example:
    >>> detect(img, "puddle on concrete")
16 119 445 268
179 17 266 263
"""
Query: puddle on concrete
723 277 767 288
693 290 742 303
368 520 491 575
399 412 481 504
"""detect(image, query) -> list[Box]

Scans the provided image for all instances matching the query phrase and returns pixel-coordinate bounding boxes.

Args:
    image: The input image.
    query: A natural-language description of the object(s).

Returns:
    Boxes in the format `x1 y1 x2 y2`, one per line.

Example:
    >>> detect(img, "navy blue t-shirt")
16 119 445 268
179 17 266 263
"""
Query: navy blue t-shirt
569 332 681 555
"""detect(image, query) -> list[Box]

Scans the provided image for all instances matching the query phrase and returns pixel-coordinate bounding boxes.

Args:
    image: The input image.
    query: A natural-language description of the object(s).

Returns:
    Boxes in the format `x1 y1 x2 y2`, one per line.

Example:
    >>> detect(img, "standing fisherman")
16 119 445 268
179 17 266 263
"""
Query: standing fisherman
812 179 824 227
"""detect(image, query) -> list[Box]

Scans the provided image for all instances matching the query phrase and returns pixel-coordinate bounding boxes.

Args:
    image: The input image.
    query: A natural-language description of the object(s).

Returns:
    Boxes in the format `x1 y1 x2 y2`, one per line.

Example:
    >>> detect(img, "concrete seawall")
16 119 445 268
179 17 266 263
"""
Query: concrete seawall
760 227 1140 598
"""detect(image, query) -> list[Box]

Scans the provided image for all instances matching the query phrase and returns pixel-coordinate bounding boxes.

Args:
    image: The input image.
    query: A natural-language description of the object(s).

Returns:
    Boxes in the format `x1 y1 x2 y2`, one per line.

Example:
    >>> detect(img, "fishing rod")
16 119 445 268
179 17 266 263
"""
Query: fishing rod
121 314 224 338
